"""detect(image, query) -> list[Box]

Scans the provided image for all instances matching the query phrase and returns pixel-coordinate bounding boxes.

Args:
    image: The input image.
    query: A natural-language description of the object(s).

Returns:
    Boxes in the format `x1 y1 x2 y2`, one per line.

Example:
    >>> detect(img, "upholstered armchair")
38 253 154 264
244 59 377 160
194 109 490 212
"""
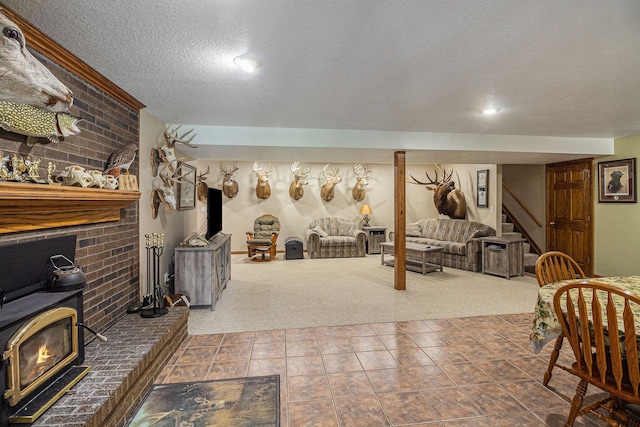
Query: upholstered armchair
246 214 280 261
304 217 366 259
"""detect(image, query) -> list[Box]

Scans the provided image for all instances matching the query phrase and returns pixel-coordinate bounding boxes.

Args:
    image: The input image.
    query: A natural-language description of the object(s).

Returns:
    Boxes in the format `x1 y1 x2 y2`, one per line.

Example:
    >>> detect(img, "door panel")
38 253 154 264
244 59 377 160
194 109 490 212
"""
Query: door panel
546 159 593 276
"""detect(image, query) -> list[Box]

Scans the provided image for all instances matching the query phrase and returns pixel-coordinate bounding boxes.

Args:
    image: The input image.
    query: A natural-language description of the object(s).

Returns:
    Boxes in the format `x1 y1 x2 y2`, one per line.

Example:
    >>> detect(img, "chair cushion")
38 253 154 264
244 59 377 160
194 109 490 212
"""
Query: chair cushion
338 221 356 236
312 226 329 238
253 215 280 239
247 238 273 246
406 222 422 237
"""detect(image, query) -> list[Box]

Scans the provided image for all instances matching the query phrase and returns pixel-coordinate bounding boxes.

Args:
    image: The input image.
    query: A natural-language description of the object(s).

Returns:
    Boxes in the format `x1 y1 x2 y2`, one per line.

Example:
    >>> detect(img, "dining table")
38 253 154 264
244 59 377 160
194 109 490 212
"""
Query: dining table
529 275 640 354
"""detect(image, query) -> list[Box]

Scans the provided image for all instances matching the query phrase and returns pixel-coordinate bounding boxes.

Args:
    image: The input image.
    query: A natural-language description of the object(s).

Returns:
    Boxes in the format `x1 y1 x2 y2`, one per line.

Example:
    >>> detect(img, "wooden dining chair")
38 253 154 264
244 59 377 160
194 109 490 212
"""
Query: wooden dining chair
554 281 640 426
536 251 587 386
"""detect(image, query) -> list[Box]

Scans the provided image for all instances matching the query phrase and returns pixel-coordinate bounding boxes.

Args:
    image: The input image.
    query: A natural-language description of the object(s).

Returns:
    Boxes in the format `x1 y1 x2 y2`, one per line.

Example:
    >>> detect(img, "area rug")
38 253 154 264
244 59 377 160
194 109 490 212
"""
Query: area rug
127 375 280 427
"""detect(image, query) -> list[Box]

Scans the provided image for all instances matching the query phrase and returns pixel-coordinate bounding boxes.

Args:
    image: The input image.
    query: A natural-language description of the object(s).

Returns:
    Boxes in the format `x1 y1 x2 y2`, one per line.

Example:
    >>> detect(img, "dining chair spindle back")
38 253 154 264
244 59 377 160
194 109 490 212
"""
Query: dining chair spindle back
536 251 587 386
554 281 640 426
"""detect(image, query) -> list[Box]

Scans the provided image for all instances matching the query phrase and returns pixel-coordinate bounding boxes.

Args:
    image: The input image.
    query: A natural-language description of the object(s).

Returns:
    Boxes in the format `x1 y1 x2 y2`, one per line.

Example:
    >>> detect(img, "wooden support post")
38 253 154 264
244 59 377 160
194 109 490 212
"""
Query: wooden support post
394 151 406 290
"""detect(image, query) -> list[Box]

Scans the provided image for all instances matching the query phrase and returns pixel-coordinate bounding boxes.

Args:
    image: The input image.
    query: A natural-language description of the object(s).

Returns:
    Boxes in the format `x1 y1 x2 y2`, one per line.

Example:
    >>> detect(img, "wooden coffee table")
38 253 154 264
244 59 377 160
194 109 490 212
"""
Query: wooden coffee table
380 242 444 274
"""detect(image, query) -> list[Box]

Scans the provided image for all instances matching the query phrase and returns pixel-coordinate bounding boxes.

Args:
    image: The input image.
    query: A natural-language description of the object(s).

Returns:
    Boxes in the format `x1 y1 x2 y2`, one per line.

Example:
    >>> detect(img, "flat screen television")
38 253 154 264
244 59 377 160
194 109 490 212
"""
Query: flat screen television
205 188 223 240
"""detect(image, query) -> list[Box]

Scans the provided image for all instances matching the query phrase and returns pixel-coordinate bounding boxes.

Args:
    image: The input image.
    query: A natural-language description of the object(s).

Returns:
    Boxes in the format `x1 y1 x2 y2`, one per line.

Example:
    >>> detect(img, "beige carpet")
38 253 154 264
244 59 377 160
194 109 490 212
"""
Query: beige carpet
188 254 540 334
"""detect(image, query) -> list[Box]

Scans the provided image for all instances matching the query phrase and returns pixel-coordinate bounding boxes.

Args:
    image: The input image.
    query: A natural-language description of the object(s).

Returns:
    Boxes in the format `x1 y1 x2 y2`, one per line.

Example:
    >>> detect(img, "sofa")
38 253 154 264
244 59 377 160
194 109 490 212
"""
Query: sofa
304 217 366 258
390 218 496 272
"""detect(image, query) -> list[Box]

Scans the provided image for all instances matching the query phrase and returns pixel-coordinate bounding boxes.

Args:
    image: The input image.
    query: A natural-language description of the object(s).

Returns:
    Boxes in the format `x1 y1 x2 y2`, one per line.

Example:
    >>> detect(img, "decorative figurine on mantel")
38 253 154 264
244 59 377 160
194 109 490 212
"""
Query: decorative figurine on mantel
104 143 138 177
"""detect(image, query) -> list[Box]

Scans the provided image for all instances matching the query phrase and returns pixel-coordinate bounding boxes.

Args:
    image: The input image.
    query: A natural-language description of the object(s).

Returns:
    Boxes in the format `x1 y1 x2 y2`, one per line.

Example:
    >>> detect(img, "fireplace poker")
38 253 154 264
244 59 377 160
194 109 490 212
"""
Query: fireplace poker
76 322 108 342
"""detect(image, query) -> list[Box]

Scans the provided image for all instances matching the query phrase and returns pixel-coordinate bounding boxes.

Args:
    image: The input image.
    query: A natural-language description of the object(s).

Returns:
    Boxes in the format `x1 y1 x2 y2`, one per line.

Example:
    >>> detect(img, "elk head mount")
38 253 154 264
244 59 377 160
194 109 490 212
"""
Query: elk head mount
351 163 371 202
321 164 342 202
289 161 310 200
220 162 239 199
253 162 272 200
408 164 467 219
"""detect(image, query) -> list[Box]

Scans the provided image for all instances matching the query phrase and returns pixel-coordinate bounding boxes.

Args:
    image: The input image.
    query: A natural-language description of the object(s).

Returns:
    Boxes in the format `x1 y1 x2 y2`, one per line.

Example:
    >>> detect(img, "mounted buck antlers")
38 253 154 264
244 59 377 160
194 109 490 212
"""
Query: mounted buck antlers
408 164 467 219
253 162 272 200
196 165 210 202
289 161 310 200
150 162 195 219
151 123 198 175
220 162 239 199
351 163 371 202
321 164 342 202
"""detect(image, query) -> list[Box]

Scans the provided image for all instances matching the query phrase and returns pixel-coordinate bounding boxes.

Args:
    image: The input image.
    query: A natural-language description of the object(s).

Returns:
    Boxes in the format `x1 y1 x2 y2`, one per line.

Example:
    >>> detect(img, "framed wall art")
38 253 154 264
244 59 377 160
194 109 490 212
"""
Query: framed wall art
177 162 196 210
598 158 636 203
477 169 488 208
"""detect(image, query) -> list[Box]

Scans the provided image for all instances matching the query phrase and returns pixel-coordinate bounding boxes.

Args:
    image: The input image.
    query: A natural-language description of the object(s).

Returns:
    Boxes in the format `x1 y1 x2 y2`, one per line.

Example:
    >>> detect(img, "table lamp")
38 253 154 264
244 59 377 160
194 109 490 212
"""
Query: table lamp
359 204 372 227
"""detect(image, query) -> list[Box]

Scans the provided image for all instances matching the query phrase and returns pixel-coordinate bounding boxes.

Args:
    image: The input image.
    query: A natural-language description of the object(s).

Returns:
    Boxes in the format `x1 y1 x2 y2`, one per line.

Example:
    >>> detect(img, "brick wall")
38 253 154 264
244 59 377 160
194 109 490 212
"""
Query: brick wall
0 50 140 335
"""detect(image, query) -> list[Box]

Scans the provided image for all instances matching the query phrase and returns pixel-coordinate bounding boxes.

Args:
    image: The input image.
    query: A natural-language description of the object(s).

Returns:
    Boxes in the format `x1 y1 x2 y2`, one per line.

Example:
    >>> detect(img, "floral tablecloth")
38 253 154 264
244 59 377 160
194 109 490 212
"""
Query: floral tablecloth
529 276 640 354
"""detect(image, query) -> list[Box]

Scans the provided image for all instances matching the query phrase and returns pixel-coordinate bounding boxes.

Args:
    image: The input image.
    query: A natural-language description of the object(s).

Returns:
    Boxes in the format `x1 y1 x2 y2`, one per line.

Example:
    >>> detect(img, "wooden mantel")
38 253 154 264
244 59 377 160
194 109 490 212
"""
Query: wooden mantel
0 182 140 234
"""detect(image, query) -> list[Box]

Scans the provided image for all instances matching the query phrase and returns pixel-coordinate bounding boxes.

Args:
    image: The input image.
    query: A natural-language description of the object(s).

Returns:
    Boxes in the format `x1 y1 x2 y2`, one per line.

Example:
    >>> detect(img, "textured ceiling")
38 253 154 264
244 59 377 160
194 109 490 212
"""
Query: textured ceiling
3 1 640 163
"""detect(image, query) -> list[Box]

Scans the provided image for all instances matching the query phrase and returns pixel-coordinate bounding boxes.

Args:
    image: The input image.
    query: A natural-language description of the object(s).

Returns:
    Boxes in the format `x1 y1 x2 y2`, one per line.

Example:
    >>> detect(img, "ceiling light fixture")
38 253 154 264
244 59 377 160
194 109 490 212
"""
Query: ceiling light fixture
233 55 262 73
482 107 499 115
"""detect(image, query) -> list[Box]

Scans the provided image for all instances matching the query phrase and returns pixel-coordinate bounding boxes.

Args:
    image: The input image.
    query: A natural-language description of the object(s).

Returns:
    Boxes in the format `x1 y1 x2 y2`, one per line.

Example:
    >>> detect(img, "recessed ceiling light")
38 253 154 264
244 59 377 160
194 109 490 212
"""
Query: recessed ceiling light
482 108 499 115
233 55 262 73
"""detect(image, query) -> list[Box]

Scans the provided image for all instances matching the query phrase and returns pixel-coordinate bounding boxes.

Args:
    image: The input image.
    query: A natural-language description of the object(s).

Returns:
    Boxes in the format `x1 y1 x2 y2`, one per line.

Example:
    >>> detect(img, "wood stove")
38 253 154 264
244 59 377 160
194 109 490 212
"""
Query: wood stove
0 236 89 425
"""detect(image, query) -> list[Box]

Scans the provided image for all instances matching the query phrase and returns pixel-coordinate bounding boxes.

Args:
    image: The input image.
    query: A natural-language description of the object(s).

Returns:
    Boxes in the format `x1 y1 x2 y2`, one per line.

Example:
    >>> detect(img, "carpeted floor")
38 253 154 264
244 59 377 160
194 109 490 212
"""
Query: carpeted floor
128 375 280 427
188 254 540 335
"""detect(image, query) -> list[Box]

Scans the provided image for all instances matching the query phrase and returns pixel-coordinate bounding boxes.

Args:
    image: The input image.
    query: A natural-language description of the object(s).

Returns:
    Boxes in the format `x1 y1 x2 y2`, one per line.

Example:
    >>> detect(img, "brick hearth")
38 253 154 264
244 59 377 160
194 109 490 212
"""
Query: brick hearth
23 307 188 427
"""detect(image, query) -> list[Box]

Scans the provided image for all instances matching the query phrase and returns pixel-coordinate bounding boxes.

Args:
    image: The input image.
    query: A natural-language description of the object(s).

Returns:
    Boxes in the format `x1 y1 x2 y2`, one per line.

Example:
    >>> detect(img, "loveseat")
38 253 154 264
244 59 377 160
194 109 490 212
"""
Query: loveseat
390 218 496 272
304 217 366 259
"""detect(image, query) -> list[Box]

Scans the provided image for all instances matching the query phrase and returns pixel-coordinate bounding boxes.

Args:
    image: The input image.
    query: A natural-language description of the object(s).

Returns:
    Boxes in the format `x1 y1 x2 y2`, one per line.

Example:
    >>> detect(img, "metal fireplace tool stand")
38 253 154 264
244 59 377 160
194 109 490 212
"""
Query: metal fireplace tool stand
141 233 168 318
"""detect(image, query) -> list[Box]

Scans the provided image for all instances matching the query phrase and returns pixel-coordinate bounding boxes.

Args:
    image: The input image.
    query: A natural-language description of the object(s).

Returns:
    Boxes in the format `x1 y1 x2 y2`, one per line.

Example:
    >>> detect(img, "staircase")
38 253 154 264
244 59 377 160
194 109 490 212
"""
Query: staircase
501 213 539 272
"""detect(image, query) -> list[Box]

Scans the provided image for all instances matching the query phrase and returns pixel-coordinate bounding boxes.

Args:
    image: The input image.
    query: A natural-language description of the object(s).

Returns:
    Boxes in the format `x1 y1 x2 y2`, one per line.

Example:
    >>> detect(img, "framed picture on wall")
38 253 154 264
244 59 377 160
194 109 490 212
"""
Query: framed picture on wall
598 158 637 203
477 169 489 208
177 162 197 210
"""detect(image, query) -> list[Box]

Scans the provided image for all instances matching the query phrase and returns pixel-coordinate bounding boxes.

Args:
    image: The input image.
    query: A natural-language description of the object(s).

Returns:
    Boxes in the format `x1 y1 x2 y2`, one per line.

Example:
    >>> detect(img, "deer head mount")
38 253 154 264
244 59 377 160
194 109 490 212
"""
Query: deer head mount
220 162 239 199
196 165 210 202
321 164 342 202
408 164 467 219
151 123 198 176
0 11 73 112
351 163 371 202
289 161 310 200
253 162 272 200
150 162 195 219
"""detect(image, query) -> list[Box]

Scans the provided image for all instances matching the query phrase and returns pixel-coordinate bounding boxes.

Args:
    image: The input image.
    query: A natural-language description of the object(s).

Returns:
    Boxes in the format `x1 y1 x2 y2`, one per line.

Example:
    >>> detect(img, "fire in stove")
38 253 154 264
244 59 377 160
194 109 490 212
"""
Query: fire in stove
3 307 90 424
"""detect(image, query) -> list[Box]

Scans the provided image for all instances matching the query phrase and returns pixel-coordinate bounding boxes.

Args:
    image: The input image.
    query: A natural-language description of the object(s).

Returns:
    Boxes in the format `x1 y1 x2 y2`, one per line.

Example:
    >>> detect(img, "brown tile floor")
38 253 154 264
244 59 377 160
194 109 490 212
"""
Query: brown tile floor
157 313 609 426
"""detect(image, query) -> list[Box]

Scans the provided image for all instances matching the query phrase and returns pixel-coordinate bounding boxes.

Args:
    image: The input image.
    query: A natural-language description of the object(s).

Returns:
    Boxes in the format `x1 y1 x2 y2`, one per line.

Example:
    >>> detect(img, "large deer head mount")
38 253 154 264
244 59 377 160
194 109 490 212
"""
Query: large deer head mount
321 164 342 202
351 163 371 202
408 164 467 219
0 11 73 111
253 162 272 200
289 161 310 201
196 165 210 202
220 162 239 199
151 123 198 176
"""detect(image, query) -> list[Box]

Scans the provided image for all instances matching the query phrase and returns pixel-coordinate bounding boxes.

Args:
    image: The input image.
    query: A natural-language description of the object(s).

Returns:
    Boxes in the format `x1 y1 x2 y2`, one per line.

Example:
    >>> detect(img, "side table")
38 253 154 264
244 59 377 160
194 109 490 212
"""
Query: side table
481 236 525 279
362 226 387 255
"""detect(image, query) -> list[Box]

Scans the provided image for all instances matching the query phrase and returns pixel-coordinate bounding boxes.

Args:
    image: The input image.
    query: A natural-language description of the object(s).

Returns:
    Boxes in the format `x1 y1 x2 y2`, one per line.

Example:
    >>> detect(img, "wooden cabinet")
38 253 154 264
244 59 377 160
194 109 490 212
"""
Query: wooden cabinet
174 233 231 309
362 226 387 255
481 237 525 279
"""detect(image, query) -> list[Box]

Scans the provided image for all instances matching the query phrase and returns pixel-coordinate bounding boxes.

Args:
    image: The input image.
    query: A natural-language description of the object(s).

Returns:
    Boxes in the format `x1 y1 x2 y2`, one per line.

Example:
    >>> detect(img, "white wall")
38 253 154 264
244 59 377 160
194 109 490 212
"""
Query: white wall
193 160 500 252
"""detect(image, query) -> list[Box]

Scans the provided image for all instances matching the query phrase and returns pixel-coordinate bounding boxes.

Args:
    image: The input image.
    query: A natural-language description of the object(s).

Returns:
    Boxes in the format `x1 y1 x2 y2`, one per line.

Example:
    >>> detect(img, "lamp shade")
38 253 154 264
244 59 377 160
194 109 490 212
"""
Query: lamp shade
359 204 372 215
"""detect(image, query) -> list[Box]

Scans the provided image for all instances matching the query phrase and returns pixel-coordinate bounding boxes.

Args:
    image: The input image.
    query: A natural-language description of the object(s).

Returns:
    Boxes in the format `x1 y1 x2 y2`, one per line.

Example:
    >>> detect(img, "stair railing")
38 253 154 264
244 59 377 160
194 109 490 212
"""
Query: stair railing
502 205 542 255
502 182 542 227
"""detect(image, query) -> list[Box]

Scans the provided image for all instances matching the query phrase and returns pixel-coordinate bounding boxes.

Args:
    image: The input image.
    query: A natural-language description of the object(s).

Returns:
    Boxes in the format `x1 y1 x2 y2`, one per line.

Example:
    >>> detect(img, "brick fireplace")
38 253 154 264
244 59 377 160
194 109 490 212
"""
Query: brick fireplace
0 6 188 426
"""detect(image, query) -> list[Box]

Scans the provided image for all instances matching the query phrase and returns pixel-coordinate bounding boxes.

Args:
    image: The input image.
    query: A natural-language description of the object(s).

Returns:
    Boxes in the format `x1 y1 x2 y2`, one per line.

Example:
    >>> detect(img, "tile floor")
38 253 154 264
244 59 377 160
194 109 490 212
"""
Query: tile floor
157 313 608 426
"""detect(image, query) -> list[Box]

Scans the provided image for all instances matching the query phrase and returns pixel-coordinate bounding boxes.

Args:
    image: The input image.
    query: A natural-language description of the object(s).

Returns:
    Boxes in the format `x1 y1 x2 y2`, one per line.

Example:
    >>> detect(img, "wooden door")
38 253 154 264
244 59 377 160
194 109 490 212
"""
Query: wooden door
546 159 594 276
